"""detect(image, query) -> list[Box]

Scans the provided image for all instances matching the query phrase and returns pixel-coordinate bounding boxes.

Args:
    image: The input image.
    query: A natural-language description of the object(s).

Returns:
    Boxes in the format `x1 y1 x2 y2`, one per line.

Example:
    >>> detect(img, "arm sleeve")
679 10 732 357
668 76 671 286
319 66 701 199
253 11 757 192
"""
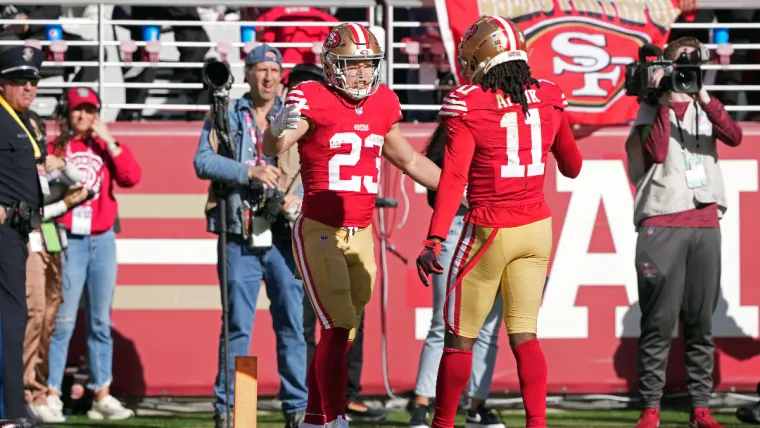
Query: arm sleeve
109 144 142 188
428 116 475 240
641 106 671 164
193 118 251 186
550 110 582 178
701 97 743 147
43 200 68 221
285 82 317 127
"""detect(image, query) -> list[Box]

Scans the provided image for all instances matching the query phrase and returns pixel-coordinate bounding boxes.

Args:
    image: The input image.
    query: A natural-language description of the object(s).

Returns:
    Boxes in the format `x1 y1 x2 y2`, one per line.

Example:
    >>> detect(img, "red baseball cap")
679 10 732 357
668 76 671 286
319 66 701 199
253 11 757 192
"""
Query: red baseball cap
67 87 100 111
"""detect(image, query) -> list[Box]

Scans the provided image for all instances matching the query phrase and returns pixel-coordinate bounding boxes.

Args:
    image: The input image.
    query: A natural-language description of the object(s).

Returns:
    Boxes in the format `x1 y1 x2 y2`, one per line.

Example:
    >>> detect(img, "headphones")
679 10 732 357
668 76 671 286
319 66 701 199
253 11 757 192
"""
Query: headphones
286 63 326 88
55 87 102 120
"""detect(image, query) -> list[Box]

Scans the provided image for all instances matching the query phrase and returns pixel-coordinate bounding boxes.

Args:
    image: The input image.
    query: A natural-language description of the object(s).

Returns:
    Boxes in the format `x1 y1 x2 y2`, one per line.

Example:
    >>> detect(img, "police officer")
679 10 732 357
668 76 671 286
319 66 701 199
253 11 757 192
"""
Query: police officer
0 44 47 427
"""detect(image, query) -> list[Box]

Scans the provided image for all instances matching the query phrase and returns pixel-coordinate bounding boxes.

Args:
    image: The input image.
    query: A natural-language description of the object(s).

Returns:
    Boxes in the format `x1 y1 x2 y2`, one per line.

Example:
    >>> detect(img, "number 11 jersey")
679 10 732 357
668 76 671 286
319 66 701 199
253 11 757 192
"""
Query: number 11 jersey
428 80 583 239
286 81 403 228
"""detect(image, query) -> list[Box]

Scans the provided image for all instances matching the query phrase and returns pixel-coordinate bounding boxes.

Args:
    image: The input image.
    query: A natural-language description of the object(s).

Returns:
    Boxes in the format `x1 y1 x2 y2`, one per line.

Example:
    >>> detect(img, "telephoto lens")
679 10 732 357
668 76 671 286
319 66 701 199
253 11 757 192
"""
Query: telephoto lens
203 60 233 90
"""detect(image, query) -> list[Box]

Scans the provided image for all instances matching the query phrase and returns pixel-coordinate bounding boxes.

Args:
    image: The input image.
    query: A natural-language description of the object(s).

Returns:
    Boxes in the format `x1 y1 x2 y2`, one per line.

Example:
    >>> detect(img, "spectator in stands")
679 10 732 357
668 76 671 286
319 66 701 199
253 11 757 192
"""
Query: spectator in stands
255 7 339 80
115 6 210 122
46 87 141 421
408 122 505 428
0 5 100 83
279 63 387 423
624 37 742 428
193 45 307 428
23 111 88 424
667 1 759 119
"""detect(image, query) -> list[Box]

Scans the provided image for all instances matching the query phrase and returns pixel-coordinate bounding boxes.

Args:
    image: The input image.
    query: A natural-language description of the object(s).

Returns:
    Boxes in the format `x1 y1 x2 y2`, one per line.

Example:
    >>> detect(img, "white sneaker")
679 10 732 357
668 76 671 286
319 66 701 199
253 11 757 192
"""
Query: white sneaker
30 403 66 423
43 396 67 422
86 395 135 420
326 416 349 428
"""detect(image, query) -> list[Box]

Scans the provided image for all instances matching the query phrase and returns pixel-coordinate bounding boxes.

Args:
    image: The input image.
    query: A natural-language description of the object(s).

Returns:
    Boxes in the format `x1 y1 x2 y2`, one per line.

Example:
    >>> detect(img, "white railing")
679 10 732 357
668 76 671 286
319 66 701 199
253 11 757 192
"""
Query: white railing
386 3 760 115
8 2 760 116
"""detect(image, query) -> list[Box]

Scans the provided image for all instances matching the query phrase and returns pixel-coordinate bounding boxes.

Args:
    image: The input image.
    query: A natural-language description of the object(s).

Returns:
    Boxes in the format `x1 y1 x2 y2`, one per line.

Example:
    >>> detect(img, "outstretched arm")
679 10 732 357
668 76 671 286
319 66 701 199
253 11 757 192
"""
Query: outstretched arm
382 123 440 191
262 117 310 157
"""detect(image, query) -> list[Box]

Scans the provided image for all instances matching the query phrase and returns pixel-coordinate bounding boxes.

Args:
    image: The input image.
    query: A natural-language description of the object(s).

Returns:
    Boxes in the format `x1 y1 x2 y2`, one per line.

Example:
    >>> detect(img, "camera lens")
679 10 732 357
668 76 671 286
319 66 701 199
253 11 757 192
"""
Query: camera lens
203 60 231 89
674 69 699 93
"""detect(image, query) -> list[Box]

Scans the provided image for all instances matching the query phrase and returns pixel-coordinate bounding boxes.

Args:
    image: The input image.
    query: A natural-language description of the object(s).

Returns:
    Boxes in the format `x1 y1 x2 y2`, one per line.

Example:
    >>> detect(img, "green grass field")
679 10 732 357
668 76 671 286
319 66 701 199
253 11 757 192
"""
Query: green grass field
63 409 750 427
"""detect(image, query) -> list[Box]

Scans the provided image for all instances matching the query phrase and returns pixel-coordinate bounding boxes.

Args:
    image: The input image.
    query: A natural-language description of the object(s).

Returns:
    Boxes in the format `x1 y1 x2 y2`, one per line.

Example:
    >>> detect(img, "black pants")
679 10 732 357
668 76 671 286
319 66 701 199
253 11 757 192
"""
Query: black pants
635 226 721 408
116 6 210 120
303 295 364 400
0 224 30 419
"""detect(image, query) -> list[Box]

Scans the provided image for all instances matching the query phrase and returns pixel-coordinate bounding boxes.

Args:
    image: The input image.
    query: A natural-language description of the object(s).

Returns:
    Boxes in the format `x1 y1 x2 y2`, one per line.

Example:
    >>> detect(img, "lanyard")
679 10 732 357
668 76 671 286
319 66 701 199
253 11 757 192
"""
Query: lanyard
243 111 265 167
0 94 41 159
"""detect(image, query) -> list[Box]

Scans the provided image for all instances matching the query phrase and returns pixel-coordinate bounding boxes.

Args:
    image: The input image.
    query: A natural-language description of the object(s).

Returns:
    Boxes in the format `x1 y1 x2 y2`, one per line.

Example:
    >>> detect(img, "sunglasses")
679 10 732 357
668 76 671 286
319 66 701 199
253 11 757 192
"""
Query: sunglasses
9 78 39 87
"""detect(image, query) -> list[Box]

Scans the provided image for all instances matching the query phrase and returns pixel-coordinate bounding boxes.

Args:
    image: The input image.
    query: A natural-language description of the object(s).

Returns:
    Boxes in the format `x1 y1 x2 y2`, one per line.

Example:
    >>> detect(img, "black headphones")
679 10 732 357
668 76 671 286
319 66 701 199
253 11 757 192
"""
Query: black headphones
286 63 326 88
55 87 102 119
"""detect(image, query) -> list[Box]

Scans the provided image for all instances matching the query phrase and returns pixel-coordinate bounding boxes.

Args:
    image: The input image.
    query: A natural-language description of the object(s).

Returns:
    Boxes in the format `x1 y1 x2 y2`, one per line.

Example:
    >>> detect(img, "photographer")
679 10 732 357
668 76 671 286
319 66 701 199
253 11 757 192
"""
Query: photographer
193 45 307 428
625 37 742 428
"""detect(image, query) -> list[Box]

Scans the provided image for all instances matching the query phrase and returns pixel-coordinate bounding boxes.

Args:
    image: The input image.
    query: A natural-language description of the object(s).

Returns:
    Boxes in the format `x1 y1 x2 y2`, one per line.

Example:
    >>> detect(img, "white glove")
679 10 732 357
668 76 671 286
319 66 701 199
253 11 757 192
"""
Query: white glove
461 185 469 208
270 101 303 139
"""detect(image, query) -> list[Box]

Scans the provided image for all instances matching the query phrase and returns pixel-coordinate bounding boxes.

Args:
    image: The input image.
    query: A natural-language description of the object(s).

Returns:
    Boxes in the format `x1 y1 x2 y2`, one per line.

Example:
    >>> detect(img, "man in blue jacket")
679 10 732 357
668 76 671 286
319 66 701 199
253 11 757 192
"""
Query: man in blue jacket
194 44 307 428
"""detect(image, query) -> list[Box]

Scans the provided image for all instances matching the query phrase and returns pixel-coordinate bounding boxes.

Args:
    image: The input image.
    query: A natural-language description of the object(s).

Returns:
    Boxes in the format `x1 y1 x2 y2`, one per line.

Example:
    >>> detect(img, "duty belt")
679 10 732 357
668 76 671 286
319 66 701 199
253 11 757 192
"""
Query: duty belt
1 201 41 236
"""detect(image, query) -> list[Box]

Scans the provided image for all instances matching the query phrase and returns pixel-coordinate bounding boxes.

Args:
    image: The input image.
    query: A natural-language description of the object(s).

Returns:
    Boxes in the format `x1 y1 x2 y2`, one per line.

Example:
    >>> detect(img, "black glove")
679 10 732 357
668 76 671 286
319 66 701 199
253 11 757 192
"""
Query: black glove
416 238 444 287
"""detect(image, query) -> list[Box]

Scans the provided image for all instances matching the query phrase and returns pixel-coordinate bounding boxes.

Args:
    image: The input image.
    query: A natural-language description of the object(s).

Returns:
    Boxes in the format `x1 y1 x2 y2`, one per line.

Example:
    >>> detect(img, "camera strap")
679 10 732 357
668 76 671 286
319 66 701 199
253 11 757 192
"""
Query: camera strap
243 111 265 167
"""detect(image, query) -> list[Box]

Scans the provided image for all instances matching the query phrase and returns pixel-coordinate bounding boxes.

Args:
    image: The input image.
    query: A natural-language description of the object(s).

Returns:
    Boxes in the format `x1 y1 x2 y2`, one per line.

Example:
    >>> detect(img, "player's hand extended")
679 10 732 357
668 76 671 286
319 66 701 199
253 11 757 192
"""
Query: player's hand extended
270 100 304 139
416 238 444 287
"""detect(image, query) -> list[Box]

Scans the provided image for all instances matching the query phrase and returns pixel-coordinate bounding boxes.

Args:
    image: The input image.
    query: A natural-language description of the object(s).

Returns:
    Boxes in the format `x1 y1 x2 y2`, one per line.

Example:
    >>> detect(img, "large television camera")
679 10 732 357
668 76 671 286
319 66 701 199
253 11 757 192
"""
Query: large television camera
624 43 710 101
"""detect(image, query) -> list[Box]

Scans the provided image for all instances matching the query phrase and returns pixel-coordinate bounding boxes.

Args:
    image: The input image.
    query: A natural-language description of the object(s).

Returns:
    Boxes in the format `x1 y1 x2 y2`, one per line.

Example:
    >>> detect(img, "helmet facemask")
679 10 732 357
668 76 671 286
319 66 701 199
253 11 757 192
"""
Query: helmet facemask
324 52 383 100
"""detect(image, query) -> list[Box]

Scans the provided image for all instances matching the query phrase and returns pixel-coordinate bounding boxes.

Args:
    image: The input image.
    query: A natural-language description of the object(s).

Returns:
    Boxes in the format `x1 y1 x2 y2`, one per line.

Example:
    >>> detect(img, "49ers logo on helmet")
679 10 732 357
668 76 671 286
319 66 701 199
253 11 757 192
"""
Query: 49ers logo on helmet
325 31 341 48
463 23 478 42
525 20 647 112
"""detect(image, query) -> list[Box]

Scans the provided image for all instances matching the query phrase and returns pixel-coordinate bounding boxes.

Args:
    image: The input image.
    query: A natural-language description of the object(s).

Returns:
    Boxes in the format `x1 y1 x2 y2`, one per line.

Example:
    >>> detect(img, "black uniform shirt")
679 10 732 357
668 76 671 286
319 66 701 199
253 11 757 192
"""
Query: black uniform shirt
0 108 43 210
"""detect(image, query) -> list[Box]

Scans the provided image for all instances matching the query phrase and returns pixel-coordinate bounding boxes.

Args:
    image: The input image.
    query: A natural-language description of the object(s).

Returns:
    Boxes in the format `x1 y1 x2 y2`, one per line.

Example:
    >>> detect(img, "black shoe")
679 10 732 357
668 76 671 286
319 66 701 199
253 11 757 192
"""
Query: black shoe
465 406 506 428
345 397 386 423
285 411 305 428
737 402 760 424
408 404 429 428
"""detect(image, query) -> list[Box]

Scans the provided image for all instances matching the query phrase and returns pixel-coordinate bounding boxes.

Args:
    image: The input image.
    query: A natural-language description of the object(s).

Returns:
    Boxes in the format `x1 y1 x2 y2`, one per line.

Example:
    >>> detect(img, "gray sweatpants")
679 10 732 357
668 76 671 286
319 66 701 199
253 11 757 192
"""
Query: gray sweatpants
635 226 721 409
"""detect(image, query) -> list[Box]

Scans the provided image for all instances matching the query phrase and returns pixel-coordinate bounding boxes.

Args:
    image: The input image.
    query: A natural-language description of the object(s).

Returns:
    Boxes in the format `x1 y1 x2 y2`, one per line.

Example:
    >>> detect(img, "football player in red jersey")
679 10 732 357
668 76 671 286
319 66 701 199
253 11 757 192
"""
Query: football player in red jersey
415 16 583 428
263 23 441 428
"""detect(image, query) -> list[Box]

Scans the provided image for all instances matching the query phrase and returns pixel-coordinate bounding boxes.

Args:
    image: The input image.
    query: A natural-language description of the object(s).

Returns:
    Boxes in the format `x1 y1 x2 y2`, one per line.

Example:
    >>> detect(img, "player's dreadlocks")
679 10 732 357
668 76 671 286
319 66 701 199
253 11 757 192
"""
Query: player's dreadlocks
480 60 540 115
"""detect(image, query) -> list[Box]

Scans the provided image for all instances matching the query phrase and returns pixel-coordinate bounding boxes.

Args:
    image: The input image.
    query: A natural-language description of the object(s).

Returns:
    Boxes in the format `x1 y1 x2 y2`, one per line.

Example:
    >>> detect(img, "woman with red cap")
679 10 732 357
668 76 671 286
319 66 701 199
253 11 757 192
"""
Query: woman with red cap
45 87 141 421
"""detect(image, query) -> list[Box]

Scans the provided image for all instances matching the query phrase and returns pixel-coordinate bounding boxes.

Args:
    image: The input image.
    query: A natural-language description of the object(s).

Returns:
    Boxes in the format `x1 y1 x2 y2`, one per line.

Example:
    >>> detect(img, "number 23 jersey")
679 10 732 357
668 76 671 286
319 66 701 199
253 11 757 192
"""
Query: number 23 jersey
286 81 403 228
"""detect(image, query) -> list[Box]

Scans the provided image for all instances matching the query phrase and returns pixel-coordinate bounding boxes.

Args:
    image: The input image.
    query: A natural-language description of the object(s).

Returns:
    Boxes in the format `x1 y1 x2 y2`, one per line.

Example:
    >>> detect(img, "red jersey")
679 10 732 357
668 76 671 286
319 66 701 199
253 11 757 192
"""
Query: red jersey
256 7 339 79
286 81 403 228
50 138 141 235
428 80 582 239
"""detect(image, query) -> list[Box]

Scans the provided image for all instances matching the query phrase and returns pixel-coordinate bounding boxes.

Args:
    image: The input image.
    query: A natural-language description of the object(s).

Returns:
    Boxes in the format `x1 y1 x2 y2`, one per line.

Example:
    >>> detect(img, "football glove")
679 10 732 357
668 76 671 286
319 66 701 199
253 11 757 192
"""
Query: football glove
270 100 304 139
416 239 444 287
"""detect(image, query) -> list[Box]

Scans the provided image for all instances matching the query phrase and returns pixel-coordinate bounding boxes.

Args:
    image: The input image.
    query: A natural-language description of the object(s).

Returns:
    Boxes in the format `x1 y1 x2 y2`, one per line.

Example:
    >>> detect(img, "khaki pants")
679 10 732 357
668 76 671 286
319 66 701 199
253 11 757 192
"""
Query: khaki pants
23 234 62 405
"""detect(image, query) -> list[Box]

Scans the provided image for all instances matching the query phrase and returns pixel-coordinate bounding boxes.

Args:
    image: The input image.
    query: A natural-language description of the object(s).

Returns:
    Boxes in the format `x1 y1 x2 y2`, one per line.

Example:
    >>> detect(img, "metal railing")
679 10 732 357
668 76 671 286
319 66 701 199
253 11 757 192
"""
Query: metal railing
386 10 760 115
5 2 759 116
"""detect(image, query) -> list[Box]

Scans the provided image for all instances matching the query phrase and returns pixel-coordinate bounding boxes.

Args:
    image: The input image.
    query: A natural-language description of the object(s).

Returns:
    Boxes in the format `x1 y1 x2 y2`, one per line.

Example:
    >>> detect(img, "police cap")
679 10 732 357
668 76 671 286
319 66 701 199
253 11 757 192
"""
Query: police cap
0 45 44 80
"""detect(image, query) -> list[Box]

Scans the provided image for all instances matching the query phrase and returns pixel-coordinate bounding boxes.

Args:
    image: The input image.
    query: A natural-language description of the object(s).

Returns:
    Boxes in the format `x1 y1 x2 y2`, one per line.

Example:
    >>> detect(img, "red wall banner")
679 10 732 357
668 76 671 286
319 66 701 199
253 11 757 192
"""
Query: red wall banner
64 122 760 398
433 0 681 125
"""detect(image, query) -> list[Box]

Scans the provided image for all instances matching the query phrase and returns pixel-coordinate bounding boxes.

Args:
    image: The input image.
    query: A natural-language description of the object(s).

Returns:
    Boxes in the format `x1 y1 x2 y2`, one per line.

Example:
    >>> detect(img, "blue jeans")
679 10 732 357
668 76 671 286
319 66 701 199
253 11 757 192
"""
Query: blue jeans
213 234 307 415
48 229 118 394
414 216 503 400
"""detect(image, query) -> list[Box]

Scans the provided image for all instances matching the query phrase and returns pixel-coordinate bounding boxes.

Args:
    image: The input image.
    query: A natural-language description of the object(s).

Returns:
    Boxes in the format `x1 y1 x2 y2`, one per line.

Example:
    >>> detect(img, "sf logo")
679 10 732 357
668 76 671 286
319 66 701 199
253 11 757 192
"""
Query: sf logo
325 31 341 48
